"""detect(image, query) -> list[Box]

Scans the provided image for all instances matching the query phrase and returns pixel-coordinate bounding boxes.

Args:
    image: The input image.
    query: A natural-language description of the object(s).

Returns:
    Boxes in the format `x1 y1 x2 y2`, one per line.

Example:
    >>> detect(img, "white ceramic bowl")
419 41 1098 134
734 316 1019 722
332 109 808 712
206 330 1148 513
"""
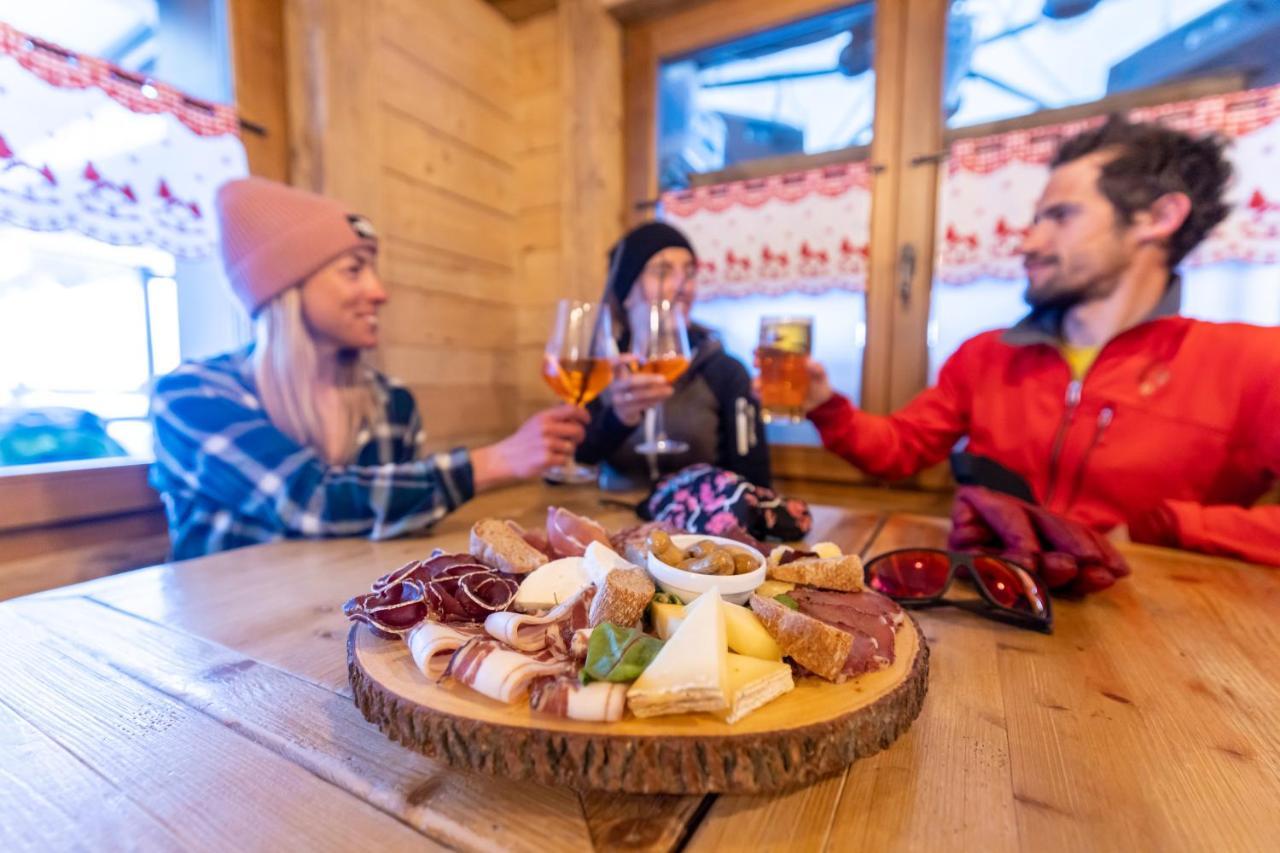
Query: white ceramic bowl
646 534 766 605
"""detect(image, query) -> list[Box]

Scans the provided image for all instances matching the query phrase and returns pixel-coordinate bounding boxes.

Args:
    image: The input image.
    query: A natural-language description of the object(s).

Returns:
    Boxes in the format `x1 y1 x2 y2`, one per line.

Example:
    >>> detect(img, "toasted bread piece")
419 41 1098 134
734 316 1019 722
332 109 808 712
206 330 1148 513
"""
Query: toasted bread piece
589 568 655 628
767 551 864 592
749 594 853 682
470 519 550 575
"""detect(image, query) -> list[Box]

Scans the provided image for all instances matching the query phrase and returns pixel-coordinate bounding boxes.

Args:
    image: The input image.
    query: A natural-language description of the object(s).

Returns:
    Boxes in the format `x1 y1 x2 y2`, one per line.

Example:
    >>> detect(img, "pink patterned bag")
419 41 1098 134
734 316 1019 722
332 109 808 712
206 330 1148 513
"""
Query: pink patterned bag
641 464 812 542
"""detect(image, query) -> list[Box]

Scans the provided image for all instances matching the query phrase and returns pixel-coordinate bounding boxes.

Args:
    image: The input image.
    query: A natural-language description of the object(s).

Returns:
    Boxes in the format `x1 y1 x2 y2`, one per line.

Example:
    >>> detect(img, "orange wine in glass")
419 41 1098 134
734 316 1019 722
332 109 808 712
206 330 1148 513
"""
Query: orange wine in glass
541 299 616 483
628 298 691 455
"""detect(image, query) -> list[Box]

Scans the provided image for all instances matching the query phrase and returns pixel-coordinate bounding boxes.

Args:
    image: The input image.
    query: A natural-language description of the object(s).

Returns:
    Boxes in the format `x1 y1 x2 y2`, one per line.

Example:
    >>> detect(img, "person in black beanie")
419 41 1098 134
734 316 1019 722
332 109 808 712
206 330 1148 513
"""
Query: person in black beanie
575 221 772 491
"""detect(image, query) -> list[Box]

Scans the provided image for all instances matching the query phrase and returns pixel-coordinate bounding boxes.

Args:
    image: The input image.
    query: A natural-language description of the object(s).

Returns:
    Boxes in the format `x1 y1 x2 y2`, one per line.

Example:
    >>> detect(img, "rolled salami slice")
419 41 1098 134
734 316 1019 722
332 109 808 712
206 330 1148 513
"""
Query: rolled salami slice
529 676 627 722
444 639 572 704
483 586 596 653
406 621 485 679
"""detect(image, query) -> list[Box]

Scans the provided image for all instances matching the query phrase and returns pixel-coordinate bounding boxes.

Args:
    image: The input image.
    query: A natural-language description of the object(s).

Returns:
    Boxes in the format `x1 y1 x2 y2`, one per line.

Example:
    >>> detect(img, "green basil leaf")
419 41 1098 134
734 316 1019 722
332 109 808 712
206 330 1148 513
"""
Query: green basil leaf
604 634 664 682
581 623 664 684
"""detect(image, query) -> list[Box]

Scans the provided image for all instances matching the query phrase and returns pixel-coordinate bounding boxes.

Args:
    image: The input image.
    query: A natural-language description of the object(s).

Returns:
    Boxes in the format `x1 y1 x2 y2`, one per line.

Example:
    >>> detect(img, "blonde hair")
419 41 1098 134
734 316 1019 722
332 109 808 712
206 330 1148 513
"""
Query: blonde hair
252 288 380 465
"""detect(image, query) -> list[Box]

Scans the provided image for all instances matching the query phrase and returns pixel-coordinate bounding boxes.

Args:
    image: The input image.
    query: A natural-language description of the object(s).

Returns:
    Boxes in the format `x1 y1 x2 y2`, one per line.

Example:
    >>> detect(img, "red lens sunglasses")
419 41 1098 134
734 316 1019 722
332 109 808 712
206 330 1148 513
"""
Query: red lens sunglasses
864 549 1053 633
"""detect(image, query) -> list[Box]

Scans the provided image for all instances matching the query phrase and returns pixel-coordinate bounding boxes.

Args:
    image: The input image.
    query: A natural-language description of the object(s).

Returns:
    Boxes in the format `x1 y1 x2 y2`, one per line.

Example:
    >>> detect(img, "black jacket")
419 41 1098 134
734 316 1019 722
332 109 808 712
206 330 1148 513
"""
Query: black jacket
575 328 771 490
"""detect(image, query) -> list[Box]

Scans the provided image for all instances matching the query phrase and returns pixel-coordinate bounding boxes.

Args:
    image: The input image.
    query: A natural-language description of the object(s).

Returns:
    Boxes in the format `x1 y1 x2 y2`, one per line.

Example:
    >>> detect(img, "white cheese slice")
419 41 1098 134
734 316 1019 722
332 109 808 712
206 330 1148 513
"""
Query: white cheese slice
513 557 591 612
583 541 641 585
626 587 728 717
715 653 794 724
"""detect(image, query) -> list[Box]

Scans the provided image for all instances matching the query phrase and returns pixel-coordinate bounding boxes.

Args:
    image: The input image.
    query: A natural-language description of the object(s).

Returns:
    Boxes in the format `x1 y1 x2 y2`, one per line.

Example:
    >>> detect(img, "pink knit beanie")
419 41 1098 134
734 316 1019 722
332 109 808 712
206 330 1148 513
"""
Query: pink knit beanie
215 177 378 315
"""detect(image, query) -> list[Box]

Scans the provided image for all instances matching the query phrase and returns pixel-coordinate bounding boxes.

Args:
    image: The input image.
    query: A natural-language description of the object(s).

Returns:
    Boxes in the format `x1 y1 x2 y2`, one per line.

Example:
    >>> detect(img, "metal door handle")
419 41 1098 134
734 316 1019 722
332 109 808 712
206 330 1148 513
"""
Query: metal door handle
897 244 917 308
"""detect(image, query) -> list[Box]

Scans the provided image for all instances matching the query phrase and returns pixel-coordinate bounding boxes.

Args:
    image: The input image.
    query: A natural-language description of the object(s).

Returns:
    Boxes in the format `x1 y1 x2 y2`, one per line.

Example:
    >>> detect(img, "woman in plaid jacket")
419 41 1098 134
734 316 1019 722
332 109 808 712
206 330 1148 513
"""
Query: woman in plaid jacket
150 177 586 559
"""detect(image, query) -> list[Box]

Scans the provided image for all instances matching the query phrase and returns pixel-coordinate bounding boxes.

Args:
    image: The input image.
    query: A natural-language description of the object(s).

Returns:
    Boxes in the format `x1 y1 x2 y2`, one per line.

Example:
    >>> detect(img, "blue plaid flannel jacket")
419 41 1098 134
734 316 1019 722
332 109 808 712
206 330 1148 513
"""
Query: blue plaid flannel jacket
149 346 475 560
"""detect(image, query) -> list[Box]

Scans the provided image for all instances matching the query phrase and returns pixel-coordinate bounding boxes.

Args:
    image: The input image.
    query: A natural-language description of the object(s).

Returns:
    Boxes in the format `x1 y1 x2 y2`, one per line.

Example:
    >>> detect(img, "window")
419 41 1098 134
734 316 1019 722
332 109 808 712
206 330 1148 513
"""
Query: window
0 228 178 461
0 0 247 469
657 3 875 190
944 0 1277 129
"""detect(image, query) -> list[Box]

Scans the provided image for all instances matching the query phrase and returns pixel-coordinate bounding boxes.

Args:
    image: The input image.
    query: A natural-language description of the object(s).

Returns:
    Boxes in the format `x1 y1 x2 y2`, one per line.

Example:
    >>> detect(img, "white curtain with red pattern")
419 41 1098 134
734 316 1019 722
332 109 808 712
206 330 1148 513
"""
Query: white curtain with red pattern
661 86 1280 299
660 162 872 299
0 22 247 258
936 85 1280 284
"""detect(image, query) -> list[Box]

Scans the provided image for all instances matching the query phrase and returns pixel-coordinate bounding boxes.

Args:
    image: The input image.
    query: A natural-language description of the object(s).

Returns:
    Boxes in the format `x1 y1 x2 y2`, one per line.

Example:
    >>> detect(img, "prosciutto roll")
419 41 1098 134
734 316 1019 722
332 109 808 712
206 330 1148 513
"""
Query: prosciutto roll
444 639 571 704
406 621 485 679
483 586 596 654
529 676 627 722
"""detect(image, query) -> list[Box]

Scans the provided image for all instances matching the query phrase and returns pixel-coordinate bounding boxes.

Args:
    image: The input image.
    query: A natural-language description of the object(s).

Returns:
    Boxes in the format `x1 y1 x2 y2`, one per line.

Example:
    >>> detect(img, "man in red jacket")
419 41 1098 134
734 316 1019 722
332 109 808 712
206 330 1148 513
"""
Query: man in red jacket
803 117 1280 567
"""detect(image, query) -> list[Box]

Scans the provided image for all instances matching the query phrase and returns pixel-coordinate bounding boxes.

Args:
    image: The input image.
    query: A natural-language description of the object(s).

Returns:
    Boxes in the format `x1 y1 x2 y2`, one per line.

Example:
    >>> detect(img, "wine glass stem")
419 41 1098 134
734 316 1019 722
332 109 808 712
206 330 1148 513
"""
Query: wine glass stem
650 400 670 445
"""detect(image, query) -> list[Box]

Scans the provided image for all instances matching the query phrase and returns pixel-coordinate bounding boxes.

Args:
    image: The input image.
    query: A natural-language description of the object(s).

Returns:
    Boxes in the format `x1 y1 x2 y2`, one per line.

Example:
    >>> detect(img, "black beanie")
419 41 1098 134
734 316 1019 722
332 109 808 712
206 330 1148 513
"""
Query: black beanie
605 221 696 309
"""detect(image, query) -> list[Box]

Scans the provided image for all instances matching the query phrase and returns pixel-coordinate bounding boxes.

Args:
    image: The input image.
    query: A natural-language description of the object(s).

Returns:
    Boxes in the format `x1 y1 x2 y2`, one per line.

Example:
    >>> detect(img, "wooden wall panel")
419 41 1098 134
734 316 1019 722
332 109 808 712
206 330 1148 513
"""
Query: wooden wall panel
513 11 564 421
287 0 524 445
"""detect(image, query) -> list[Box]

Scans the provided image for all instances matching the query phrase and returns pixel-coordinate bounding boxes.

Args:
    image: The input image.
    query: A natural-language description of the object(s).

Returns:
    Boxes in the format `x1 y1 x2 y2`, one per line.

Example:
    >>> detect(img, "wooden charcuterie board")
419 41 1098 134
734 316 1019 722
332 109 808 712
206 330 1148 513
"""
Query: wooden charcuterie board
348 616 929 794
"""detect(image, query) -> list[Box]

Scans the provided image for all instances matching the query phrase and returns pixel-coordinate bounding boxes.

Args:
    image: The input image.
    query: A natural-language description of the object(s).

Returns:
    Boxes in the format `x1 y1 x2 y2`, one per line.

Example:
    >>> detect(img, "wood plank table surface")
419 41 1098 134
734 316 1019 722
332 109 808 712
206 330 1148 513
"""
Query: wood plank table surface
2 483 1278 851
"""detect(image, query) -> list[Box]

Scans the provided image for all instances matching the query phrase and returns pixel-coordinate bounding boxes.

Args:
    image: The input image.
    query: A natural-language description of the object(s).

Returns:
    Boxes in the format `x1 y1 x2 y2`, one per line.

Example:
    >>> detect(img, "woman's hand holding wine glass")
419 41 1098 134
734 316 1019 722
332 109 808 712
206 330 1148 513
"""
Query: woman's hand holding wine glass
628 298 691 455
538 299 618 483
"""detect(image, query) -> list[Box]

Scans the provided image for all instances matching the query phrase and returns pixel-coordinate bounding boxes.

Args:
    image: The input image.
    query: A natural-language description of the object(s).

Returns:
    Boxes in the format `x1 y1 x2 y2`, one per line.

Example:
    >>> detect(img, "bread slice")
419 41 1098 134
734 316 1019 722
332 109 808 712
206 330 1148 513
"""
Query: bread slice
470 519 549 575
749 594 853 682
767 549 864 592
589 569 655 628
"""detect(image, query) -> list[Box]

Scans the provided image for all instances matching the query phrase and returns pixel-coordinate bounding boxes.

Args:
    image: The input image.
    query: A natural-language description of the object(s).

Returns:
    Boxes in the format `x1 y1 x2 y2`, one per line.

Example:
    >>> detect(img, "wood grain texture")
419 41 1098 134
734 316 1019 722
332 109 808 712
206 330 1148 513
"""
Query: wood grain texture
9 494 1280 850
0 606 437 850
349 616 928 793
10 596 592 852
0 510 168 602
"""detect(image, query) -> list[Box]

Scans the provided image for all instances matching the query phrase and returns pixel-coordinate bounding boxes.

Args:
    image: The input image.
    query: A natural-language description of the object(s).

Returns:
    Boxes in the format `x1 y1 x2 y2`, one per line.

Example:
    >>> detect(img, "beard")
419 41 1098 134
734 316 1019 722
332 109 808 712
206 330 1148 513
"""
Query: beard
1023 258 1122 312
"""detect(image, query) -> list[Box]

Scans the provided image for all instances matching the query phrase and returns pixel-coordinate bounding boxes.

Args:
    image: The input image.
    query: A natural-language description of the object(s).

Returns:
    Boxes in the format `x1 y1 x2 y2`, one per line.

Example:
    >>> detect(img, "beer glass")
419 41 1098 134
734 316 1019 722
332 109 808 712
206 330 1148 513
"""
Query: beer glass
757 315 813 423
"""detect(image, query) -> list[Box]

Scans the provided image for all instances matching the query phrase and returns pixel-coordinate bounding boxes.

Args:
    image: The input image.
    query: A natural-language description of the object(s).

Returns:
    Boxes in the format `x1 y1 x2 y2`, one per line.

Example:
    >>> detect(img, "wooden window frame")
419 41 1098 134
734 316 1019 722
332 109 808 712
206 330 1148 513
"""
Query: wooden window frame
620 0 947 486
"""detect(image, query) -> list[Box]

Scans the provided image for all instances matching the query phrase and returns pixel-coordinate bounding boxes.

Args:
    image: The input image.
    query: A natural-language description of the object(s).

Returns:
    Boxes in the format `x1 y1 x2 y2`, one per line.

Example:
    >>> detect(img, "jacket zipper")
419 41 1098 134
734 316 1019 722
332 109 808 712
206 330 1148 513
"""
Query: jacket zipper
1065 406 1114 508
1043 379 1082 506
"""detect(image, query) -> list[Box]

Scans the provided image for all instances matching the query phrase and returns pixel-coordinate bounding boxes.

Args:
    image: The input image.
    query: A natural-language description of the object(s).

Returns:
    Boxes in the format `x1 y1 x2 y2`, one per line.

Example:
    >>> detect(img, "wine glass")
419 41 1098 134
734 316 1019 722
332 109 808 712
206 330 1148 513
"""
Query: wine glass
542 299 616 484
628 298 691 456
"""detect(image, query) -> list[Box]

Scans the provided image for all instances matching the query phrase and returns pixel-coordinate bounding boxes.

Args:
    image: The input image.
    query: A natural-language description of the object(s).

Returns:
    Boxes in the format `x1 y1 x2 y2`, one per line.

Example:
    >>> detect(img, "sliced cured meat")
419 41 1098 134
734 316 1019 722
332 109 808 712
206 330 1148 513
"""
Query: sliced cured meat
546 506 610 558
406 621 486 679
529 676 627 722
507 520 556 559
789 588 902 674
444 639 572 703
792 587 903 625
483 586 596 654
343 580 428 640
610 521 678 566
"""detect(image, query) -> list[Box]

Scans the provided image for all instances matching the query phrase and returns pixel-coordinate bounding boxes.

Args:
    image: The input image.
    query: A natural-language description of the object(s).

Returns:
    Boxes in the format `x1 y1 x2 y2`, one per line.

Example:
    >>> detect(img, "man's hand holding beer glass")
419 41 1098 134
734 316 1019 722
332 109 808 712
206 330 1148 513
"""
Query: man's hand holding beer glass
754 316 835 422
752 352 835 417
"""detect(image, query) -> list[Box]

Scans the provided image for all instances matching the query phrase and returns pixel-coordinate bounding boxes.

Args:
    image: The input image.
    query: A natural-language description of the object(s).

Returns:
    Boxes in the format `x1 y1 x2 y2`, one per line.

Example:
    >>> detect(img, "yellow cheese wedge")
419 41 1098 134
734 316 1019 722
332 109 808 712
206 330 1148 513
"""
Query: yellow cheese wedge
722 601 783 660
715 653 794 724
650 602 686 640
754 579 795 599
627 588 728 717
812 541 842 559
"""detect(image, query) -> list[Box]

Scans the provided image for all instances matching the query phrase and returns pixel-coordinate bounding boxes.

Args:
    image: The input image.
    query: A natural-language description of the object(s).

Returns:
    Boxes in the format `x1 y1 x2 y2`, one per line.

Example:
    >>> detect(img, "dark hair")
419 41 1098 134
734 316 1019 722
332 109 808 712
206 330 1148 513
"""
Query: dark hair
1051 116 1232 266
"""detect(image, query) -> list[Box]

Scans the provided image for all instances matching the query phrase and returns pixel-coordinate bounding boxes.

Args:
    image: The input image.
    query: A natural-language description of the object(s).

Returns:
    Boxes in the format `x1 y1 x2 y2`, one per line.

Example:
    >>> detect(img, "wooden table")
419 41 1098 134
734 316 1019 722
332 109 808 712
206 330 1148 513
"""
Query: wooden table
3 484 1279 852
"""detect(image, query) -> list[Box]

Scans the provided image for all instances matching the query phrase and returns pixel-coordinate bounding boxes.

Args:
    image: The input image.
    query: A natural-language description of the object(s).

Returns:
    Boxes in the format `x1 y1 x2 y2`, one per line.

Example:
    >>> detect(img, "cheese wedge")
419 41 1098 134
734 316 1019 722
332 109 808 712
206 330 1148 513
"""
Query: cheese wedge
722 602 783 661
627 588 728 717
513 557 591 611
812 541 842 559
583 541 640 585
755 579 795 599
715 653 795 724
650 602 685 640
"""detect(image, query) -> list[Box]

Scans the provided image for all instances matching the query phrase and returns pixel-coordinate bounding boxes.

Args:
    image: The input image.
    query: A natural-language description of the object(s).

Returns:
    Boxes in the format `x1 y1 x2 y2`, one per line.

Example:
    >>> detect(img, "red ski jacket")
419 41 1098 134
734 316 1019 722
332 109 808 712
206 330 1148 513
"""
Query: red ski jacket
810 290 1280 567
